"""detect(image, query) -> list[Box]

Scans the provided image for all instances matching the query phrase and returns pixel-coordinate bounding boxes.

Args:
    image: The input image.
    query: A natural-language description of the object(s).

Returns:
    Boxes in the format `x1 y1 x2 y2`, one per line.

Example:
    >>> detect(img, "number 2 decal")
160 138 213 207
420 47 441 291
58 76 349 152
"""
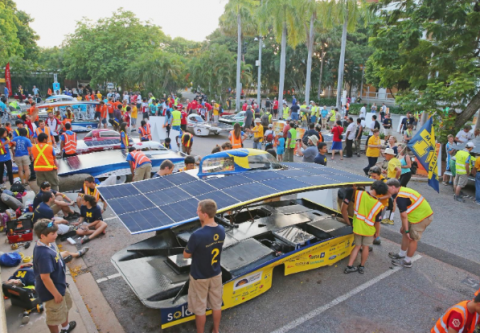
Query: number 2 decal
211 248 219 266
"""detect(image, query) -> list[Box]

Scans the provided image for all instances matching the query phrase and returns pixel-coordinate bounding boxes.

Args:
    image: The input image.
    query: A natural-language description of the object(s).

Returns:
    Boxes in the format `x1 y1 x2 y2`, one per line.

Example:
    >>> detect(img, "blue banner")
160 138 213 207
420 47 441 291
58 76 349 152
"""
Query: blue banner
407 116 439 193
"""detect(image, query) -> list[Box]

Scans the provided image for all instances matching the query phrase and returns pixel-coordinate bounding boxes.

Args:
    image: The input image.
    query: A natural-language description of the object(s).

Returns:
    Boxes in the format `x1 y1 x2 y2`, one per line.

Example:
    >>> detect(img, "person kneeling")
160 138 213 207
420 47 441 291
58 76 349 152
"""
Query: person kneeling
73 195 107 245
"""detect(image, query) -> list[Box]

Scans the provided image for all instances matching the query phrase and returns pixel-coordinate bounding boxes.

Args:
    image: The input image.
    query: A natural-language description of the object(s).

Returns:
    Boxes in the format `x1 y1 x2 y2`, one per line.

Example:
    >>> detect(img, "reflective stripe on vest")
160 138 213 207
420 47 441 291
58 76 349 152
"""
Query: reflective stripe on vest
353 191 384 236
130 151 151 169
397 187 433 223
455 150 470 175
32 144 56 171
431 301 480 333
288 128 296 148
172 111 181 126
63 132 77 155
139 124 152 140
36 127 52 144
182 134 192 148
83 184 100 201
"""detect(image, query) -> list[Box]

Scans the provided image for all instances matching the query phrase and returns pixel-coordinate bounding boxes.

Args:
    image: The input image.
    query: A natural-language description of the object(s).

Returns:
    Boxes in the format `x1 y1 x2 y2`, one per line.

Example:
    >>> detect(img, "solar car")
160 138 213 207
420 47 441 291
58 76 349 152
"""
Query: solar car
219 111 246 127
99 149 372 329
185 114 232 136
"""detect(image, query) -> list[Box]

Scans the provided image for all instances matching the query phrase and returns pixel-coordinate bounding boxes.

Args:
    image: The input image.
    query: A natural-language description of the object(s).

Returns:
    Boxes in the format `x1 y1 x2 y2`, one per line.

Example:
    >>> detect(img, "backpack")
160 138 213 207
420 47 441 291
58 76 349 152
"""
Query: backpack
10 182 25 194
261 113 269 127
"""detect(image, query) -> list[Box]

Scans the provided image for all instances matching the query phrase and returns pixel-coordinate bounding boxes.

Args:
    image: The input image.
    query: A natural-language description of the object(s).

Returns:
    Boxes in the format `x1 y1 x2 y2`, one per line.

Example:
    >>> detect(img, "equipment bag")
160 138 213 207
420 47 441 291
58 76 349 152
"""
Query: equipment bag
0 252 22 267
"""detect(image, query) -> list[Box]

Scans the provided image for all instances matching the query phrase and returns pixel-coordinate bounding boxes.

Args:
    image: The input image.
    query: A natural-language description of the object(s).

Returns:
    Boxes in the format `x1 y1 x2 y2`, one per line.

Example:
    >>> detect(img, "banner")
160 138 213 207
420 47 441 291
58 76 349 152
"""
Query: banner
5 63 12 97
407 116 439 192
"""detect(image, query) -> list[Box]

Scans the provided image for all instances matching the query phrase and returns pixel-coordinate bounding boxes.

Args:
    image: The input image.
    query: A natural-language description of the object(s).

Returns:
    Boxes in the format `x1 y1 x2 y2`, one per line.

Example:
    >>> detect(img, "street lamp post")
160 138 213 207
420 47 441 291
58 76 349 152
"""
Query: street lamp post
255 36 263 108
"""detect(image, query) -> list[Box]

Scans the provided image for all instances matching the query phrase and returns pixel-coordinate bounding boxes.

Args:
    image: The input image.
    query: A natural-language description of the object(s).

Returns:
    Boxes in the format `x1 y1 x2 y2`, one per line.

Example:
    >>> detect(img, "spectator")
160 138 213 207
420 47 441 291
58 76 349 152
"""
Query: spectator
250 118 264 149
290 103 300 121
384 148 401 180
455 125 473 144
359 104 367 119
314 142 328 166
383 113 393 139
264 124 275 150
443 134 456 186
76 176 107 213
397 144 413 187
183 199 225 333
344 117 356 158
320 106 329 129
72 194 107 245
33 181 77 219
12 127 32 185
33 220 77 333
275 133 285 162
399 113 410 134
331 120 344 160
387 136 398 155
363 128 382 176
298 135 318 163
354 118 363 157
244 106 254 130
284 122 297 162
403 124 413 144
302 123 320 145
454 142 475 202
0 127 14 188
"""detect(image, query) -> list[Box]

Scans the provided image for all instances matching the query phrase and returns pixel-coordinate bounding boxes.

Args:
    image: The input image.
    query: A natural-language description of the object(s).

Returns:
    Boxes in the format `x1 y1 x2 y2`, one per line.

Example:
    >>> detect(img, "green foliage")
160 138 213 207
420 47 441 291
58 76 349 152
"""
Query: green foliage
0 2 23 64
62 8 168 87
368 0 480 141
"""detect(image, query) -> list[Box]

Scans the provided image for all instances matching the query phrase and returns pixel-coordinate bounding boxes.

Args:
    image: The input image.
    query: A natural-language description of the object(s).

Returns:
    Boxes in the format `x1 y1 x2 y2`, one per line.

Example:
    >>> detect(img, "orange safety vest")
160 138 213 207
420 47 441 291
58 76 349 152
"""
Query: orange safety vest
36 127 53 145
139 124 152 140
130 151 151 169
62 132 77 155
182 134 192 148
47 88 52 95
431 301 480 333
83 183 100 201
229 131 242 149
0 138 10 156
32 143 56 171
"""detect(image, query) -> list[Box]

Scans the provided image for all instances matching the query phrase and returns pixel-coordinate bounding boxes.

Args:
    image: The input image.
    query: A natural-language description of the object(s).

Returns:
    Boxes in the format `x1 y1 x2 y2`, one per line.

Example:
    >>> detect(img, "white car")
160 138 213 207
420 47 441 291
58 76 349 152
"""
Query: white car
186 114 232 136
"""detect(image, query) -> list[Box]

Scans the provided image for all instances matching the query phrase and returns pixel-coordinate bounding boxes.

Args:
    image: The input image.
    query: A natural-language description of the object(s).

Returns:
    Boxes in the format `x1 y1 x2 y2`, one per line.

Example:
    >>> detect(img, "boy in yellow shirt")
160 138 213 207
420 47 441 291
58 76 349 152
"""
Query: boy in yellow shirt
130 102 138 132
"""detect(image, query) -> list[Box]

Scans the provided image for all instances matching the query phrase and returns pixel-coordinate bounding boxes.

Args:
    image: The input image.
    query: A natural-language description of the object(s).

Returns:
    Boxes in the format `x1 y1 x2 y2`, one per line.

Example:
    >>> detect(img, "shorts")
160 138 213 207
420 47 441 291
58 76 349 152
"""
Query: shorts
181 124 187 131
54 135 59 143
101 118 107 124
273 109 278 116
454 174 468 188
331 141 342 150
291 112 299 121
409 215 433 241
94 111 101 119
188 273 223 316
383 128 392 137
36 170 59 191
131 118 137 126
15 155 30 167
45 289 72 326
354 234 374 247
136 103 141 110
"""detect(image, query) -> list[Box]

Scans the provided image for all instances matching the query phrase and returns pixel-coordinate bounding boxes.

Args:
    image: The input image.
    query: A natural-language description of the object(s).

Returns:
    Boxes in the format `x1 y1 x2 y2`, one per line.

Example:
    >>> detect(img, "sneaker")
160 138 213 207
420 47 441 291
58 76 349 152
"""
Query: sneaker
391 259 412 268
381 218 394 225
453 195 465 203
80 236 90 245
60 321 77 333
442 182 449 186
63 255 73 264
373 238 381 245
65 212 80 220
78 247 89 257
344 266 358 274
388 252 405 260
358 266 365 274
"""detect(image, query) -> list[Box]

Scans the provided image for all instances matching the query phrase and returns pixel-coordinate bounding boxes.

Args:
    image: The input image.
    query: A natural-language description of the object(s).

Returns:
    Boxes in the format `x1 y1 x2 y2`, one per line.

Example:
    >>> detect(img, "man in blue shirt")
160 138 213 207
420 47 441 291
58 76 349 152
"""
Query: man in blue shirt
184 199 225 333
12 128 32 184
33 219 76 333
33 181 77 218
0 97 7 126
314 142 328 166
320 106 329 129
3 86 8 96
33 191 72 236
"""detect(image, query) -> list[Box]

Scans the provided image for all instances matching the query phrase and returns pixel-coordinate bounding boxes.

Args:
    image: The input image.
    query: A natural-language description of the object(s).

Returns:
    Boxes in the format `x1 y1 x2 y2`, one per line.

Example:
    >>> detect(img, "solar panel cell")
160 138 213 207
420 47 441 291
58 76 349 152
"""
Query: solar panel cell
262 178 310 191
99 184 140 200
299 175 335 186
223 183 276 202
197 191 240 208
120 208 172 233
108 194 156 215
151 187 190 206
205 174 250 190
243 171 286 182
164 172 197 185
160 198 199 222
133 177 174 193
180 180 216 197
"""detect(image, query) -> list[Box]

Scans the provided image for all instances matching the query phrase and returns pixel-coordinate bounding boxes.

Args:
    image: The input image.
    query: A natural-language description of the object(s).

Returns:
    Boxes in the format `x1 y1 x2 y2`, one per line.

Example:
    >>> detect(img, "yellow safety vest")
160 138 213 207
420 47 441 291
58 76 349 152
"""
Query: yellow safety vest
283 107 289 119
396 187 433 223
311 106 319 117
353 190 384 236
329 111 336 121
455 150 470 175
172 110 181 126
288 128 296 148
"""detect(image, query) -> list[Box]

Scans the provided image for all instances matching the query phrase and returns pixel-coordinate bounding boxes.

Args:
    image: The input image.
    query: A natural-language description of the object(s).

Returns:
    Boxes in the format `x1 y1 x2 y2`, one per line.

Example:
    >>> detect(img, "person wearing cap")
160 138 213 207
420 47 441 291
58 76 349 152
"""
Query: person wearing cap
282 102 289 120
384 147 401 179
454 141 475 202
297 135 319 163
264 124 275 150
455 125 474 144
249 118 264 149
387 178 433 268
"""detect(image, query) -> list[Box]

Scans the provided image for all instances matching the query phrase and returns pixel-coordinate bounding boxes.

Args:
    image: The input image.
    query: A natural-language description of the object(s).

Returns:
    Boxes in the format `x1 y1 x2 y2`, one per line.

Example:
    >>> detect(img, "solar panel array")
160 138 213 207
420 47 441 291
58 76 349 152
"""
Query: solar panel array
98 163 371 234
84 139 120 147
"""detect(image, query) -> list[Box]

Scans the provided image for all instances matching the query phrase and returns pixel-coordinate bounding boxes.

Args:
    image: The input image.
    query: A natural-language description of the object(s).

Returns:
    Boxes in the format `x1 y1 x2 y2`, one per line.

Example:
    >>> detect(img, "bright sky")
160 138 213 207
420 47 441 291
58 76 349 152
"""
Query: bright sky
15 0 227 48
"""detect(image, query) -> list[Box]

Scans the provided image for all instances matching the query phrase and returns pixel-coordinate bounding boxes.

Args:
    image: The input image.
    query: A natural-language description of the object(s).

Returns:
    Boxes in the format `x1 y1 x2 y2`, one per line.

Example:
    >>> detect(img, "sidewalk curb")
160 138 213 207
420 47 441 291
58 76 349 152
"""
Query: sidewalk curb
0 266 8 333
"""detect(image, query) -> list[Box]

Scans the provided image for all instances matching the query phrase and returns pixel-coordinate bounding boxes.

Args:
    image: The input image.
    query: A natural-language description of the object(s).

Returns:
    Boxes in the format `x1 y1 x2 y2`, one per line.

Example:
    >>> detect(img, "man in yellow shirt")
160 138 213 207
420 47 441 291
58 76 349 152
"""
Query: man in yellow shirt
212 100 220 124
384 148 401 179
250 118 264 150
130 102 138 132
363 128 382 176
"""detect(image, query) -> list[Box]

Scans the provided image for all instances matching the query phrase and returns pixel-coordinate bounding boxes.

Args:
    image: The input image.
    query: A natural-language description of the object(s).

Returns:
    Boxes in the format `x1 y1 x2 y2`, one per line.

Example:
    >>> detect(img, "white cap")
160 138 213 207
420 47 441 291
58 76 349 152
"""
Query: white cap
268 124 273 128
466 141 475 148
309 135 319 145
254 118 261 123
384 148 396 155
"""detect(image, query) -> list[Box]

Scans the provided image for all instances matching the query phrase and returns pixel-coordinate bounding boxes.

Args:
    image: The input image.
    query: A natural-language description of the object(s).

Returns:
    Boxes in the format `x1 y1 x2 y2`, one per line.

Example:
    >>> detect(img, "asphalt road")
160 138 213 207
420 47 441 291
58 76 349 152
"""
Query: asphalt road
71 117 480 333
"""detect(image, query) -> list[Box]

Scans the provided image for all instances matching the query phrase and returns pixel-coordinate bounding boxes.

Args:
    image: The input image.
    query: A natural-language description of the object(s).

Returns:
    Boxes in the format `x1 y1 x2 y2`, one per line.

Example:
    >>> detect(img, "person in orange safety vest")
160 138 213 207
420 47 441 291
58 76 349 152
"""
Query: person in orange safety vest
127 147 152 182
32 132 59 191
431 293 480 333
60 123 77 157
181 133 193 155
138 120 152 141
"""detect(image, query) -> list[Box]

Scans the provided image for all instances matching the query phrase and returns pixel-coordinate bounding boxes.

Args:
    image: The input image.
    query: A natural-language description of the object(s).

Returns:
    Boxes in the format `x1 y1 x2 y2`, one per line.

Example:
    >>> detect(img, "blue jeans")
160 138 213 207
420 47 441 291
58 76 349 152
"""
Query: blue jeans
476 172 480 203
253 141 262 149
291 112 299 121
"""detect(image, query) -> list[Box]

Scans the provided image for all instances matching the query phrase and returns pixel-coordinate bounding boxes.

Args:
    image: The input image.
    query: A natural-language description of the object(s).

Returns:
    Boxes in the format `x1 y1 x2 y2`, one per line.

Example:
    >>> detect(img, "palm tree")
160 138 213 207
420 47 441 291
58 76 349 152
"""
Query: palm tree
220 0 257 112
326 0 362 108
300 0 327 104
259 0 304 116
